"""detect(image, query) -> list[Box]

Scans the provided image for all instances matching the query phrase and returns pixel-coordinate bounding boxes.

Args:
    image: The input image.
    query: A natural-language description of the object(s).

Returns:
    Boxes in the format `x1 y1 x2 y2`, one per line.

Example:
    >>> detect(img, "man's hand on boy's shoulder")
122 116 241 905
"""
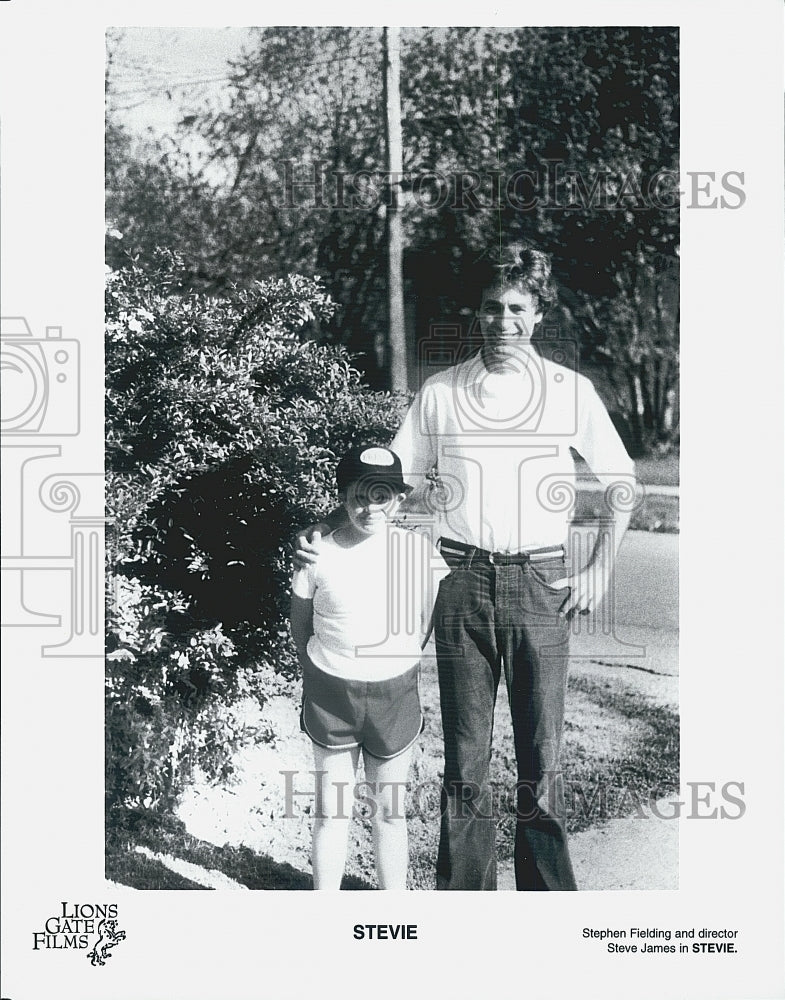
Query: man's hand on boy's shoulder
291 522 331 570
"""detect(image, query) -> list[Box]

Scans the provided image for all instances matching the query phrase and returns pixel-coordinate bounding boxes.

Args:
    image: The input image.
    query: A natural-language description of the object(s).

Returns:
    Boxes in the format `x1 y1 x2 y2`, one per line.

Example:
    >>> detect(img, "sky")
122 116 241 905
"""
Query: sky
107 27 256 141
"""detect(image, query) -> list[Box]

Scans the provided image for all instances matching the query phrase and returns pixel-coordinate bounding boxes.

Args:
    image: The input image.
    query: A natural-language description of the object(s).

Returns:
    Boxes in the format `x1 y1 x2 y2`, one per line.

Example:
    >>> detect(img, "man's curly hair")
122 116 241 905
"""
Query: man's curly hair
477 241 557 314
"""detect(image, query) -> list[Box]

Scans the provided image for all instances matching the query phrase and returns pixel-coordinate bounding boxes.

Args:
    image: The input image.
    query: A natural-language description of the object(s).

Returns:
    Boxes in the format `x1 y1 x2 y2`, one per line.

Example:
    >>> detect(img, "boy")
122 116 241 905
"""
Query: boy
290 445 448 889
295 242 636 890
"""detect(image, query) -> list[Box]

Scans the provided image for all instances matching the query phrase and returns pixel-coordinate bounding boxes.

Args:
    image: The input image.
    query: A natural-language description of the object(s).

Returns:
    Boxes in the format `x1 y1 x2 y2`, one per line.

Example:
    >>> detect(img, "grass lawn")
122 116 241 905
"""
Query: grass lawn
107 651 679 892
106 449 679 891
635 452 680 487
574 450 679 488
571 449 679 533
573 490 678 534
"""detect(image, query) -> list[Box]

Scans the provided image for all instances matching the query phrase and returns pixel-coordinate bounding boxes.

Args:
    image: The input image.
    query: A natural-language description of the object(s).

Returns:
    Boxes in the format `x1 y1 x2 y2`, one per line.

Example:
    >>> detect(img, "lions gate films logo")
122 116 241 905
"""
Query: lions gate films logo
33 902 126 966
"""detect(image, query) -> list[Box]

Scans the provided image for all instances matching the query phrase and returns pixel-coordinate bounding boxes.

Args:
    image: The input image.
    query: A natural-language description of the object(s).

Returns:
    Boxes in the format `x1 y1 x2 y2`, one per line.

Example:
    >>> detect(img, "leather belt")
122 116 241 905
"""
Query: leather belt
439 537 564 566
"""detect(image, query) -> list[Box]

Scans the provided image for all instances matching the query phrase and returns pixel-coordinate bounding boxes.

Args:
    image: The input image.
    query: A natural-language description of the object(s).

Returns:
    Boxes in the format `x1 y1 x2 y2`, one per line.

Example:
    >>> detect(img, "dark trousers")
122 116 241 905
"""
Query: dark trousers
434 545 577 891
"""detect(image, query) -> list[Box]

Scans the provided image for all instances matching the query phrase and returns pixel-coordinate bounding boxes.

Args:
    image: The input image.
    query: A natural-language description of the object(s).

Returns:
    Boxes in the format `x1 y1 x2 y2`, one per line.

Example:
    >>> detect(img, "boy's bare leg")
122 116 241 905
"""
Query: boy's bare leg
364 747 413 890
311 744 360 889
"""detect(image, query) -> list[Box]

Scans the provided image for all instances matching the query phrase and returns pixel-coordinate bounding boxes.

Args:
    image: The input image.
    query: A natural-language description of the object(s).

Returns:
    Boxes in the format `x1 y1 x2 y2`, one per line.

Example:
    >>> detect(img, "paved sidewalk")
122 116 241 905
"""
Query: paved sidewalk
497 528 680 891
498 801 679 890
580 480 679 498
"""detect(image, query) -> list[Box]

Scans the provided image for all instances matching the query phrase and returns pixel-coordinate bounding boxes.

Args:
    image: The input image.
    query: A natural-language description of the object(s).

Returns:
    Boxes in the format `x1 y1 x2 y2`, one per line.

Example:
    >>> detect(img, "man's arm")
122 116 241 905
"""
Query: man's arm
556 507 632 618
294 386 438 565
289 595 315 672
419 543 450 647
292 507 347 570
555 382 636 617
391 383 440 517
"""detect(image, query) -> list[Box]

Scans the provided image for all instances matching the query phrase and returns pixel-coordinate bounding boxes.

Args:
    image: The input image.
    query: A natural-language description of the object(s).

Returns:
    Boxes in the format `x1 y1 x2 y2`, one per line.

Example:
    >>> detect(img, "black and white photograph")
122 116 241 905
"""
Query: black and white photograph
1 4 783 1000
103 25 681 894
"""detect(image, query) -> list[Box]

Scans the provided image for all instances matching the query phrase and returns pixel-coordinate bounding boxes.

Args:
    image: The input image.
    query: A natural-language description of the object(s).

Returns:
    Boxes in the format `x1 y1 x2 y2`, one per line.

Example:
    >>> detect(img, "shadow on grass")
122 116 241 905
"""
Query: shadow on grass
107 850 208 890
106 808 374 891
562 673 680 834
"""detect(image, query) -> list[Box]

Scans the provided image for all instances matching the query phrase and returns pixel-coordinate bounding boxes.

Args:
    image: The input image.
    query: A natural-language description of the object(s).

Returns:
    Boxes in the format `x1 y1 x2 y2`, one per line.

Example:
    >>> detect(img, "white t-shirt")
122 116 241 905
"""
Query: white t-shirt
391 351 635 552
291 525 450 682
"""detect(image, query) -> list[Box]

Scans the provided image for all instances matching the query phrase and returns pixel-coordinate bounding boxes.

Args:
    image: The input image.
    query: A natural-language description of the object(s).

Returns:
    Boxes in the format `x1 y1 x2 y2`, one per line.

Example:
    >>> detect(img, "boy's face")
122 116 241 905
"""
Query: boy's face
478 284 543 361
342 479 405 535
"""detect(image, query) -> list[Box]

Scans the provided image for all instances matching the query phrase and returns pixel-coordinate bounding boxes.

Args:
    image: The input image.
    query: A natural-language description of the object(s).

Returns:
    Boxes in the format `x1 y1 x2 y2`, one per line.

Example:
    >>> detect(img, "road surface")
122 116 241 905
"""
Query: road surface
498 529 681 890
568 527 678 678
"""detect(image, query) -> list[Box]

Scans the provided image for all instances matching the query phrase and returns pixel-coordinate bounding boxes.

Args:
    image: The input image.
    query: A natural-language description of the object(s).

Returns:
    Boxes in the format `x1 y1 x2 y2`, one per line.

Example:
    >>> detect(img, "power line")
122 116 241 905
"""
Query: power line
109 76 236 100
110 45 379 84
109 43 382 101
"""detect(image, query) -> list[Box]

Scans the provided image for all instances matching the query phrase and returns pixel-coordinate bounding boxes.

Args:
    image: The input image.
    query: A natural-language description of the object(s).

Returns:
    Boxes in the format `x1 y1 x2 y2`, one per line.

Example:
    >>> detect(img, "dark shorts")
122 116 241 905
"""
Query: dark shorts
301 661 423 760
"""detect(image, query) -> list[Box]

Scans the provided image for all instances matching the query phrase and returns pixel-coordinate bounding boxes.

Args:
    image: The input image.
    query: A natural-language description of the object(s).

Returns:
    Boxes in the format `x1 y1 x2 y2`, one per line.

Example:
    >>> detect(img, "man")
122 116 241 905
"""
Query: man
296 241 635 890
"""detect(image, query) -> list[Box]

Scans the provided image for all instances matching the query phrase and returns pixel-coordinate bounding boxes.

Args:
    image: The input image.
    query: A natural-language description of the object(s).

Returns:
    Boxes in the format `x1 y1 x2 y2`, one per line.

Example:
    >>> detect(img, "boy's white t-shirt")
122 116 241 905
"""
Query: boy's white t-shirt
291 525 450 682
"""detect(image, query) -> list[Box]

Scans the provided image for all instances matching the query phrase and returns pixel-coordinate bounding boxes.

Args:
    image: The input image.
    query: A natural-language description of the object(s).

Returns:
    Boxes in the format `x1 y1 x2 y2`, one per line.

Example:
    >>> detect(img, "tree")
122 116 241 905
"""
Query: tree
107 26 679 445
105 247 408 809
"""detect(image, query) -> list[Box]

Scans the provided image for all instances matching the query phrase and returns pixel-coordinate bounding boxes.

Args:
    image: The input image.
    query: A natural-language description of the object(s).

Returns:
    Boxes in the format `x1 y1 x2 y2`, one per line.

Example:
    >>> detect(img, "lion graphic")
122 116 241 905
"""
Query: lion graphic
87 918 126 966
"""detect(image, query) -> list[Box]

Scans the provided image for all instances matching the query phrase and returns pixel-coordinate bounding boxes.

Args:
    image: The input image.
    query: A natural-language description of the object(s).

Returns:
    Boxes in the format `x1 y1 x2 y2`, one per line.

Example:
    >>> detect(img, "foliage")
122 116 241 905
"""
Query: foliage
399 27 680 450
106 27 680 443
105 575 257 811
106 27 389 378
589 255 679 452
106 247 407 810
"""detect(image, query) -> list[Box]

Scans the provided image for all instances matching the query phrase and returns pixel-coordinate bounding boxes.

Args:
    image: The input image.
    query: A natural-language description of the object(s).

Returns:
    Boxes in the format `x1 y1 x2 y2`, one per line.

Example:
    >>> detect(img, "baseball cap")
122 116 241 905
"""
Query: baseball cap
336 445 411 498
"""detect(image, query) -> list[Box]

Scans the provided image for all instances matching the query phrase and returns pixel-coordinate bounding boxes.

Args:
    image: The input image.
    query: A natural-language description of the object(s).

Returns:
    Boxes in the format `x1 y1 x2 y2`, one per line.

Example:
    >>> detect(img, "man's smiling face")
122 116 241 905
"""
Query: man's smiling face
478 284 543 363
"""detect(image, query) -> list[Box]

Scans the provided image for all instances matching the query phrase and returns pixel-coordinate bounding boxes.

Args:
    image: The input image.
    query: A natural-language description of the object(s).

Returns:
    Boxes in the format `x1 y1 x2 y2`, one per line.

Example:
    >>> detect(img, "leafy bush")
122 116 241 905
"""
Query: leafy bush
106 247 408 810
105 576 258 811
